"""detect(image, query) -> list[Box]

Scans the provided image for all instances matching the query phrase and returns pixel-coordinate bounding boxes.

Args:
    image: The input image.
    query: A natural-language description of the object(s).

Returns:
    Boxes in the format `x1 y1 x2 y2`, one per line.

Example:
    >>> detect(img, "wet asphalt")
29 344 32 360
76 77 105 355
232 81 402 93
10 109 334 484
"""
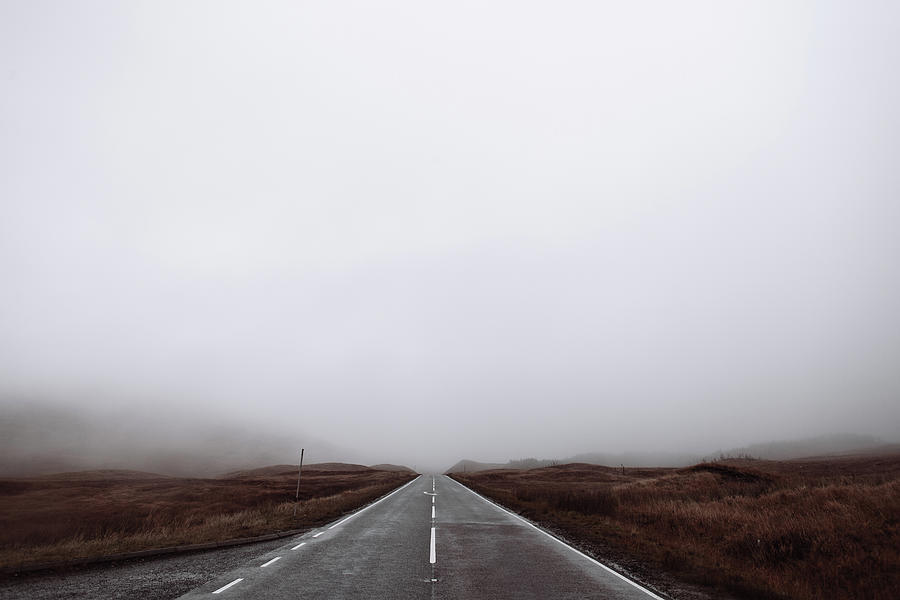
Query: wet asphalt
1 475 667 599
175 474 665 600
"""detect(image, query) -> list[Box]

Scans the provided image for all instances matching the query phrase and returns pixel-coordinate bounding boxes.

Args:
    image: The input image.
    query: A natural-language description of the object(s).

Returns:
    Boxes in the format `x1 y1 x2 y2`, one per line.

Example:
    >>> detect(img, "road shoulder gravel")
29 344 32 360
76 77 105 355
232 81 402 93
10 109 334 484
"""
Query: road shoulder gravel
0 535 298 600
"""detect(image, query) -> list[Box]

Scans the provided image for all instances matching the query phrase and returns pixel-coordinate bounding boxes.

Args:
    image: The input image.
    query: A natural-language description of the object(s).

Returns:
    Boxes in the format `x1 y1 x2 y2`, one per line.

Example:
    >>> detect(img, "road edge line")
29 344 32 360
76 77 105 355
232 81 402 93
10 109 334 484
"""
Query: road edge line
327 475 421 530
1 474 420 577
446 475 668 600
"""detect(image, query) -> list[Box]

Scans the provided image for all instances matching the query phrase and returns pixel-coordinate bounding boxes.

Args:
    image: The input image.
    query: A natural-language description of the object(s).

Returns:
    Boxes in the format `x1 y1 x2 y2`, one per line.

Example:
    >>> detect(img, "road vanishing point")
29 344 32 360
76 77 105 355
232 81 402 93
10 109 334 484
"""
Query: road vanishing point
177 475 664 599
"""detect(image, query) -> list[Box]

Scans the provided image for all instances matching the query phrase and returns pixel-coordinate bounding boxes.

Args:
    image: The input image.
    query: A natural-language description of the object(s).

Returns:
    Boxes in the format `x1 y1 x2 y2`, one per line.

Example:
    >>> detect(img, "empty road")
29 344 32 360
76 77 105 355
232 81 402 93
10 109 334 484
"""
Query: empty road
177 475 664 599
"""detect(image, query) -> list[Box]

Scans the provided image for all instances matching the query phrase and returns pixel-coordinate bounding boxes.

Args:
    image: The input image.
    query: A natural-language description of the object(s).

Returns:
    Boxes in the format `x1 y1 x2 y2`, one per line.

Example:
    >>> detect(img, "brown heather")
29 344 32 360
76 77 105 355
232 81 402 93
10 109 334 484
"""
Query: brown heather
0 467 415 570
451 455 900 600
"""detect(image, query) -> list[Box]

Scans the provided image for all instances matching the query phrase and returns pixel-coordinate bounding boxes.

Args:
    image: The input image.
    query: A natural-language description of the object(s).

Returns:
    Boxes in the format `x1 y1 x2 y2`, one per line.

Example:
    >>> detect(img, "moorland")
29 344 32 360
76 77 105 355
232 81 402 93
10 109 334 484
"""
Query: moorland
450 453 900 600
0 463 416 571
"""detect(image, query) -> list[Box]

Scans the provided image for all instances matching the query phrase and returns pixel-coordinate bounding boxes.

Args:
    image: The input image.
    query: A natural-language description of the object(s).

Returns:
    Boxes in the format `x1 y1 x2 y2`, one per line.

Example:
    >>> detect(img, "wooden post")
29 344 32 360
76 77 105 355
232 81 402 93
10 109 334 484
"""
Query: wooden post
293 448 305 517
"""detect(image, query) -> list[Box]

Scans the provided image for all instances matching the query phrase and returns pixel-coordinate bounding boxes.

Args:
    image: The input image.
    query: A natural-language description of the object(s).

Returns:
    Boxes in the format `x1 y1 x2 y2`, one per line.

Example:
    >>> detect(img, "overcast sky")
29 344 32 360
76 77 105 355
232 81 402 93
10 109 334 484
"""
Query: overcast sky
2 1 898 470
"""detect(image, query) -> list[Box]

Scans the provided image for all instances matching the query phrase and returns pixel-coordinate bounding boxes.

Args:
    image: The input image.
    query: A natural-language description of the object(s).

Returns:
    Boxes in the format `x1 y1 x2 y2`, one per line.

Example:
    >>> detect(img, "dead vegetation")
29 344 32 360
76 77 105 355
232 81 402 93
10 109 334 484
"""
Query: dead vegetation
451 454 900 600
0 466 415 571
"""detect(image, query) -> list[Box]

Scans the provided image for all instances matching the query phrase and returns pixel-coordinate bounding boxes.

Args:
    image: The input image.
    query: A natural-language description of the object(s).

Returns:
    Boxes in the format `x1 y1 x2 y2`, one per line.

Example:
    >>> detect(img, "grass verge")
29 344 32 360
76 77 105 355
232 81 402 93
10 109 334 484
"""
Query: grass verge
0 467 416 571
450 455 899 600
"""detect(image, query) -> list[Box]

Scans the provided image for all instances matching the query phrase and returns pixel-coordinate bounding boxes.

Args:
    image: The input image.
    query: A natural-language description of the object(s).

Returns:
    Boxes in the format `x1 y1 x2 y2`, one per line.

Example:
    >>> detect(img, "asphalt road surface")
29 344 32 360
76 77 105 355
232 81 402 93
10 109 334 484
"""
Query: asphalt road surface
177 474 664 599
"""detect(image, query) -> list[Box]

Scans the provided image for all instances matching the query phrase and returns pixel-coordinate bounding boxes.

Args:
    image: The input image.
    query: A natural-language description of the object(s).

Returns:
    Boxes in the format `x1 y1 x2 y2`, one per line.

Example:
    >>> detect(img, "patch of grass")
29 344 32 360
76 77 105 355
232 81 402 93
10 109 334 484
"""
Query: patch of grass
0 468 415 570
451 455 900 600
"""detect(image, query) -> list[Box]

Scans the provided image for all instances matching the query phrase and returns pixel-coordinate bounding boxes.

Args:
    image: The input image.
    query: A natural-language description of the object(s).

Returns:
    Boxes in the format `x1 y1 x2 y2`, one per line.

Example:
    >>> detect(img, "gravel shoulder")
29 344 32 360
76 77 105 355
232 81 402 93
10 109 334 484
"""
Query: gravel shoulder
0 534 301 600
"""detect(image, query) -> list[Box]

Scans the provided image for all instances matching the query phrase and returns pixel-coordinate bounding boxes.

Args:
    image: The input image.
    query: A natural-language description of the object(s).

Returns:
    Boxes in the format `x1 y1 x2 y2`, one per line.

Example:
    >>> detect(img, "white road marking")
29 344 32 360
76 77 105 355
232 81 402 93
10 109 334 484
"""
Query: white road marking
212 578 243 594
432 496 435 504
431 506 435 519
429 527 436 564
448 476 666 600
208 477 421 595
329 476 420 529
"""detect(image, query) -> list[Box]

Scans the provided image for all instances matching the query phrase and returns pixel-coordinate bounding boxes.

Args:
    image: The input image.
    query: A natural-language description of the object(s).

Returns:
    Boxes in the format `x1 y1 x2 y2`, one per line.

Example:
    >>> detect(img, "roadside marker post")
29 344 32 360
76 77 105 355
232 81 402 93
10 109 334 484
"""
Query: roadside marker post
293 448 305 517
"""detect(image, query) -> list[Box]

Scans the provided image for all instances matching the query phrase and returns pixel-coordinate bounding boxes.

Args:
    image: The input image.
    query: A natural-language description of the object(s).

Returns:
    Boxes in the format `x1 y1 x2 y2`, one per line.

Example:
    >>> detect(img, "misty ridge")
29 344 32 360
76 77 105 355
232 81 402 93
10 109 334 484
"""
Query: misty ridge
447 433 895 474
2 398 893 478
0 399 357 478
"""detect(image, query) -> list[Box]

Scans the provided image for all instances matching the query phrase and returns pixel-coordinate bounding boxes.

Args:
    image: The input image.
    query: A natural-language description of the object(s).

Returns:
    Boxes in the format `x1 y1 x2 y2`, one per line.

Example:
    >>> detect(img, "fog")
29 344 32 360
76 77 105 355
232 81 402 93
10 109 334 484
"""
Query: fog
2 2 899 473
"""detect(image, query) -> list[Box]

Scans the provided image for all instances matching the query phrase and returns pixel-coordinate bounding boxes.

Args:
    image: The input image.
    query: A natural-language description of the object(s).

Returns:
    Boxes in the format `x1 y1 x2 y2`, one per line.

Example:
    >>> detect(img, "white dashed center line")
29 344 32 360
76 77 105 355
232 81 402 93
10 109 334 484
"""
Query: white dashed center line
429 527 436 563
292 542 306 550
260 556 281 567
432 505 435 519
312 532 324 538
212 578 243 594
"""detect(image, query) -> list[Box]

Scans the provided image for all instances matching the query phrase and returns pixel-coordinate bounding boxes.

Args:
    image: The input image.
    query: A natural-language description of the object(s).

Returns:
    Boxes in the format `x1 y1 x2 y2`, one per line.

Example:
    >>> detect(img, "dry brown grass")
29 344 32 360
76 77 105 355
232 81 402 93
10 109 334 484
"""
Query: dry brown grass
0 467 415 570
451 455 900 600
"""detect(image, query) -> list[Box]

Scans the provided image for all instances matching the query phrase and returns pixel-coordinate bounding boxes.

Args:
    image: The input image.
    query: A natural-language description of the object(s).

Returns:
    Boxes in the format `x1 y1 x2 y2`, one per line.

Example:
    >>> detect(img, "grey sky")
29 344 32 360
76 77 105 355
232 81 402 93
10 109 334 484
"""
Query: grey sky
2 1 899 470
